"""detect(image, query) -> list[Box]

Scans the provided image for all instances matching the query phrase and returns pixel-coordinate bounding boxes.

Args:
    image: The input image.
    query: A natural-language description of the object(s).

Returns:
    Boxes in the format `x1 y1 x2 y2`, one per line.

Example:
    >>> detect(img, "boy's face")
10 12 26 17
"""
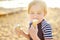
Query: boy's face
29 4 45 23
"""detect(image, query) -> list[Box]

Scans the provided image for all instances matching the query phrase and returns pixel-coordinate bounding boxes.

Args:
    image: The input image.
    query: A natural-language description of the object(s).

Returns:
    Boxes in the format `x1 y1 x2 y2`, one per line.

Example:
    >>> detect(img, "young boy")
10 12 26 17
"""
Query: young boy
15 0 53 40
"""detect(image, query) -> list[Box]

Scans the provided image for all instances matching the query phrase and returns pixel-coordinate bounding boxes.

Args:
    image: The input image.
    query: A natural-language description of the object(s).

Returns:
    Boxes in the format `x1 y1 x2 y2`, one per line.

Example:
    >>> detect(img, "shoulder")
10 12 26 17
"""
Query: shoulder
41 19 51 29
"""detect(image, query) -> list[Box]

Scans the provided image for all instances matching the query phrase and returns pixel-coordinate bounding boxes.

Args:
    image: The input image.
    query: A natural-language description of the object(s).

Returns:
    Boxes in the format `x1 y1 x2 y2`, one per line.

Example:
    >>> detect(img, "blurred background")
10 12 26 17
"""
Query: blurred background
0 0 60 40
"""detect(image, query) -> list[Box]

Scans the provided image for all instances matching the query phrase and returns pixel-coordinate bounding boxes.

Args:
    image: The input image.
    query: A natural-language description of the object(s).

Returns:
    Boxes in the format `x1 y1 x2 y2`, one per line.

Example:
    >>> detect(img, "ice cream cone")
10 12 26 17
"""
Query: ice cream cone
32 19 38 28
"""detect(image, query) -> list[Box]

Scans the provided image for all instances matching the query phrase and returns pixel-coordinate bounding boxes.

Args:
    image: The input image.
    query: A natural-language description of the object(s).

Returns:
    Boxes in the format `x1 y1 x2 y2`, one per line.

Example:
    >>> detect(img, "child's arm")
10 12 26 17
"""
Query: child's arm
15 27 30 39
42 24 53 40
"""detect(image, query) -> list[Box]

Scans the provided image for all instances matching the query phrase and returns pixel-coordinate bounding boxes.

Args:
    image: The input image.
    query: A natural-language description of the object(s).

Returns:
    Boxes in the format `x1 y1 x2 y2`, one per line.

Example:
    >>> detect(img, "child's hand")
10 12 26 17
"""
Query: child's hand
15 27 24 37
29 25 39 40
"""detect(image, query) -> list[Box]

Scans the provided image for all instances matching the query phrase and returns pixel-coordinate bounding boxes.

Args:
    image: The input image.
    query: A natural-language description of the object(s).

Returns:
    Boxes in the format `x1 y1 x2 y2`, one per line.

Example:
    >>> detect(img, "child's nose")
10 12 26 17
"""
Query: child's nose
34 13 38 17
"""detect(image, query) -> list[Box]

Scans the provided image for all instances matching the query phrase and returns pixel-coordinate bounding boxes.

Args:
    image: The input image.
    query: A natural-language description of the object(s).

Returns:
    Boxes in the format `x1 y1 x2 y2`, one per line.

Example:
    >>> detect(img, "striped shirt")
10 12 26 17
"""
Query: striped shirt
29 19 53 40
41 19 53 39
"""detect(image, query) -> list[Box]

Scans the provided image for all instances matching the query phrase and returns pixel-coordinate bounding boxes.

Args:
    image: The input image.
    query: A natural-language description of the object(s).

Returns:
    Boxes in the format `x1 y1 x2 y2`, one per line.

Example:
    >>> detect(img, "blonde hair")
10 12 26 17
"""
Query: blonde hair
28 0 47 15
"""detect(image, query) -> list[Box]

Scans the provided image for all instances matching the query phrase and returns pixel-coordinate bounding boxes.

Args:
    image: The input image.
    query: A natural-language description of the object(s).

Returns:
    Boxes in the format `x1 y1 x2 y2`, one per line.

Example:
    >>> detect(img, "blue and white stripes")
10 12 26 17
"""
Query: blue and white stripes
41 20 53 39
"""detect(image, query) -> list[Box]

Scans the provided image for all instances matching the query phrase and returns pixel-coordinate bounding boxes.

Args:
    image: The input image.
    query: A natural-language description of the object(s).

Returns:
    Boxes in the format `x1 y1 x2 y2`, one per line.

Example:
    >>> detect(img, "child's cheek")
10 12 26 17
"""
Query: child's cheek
38 16 44 23
30 15 34 19
29 15 34 21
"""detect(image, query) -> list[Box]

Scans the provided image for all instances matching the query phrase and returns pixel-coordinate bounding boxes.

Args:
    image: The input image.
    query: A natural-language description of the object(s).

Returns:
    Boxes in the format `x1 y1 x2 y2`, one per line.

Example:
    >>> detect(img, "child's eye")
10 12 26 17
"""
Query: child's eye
37 13 41 14
30 13 34 14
